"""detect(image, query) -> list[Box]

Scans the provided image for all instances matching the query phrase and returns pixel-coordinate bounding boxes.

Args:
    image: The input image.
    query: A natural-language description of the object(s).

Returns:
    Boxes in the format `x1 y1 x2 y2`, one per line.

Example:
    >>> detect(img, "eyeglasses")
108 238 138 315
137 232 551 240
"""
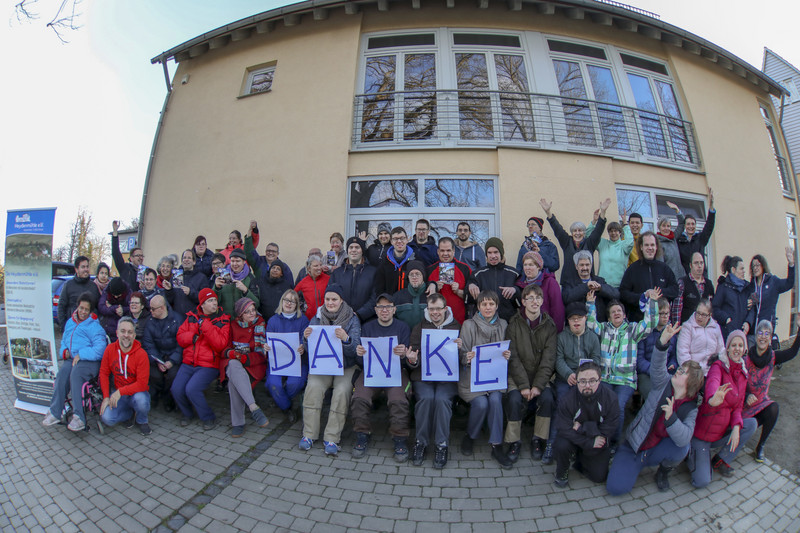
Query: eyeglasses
676 367 688 375
757 331 771 338
375 305 395 310
391 236 406 242
427 306 445 312
265 249 278 254
132 254 144 259
282 298 298 304
523 296 543 302
577 378 599 386
695 312 710 318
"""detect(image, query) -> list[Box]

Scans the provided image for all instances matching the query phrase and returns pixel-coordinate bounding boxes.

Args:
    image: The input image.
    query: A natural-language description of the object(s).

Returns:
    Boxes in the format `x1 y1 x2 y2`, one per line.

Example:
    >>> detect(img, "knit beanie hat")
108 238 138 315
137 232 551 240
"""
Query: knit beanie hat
108 277 127 297
326 283 345 299
230 248 247 260
485 237 505 258
199 288 216 306
523 251 543 269
346 236 366 256
527 217 544 230
405 260 426 276
234 297 255 317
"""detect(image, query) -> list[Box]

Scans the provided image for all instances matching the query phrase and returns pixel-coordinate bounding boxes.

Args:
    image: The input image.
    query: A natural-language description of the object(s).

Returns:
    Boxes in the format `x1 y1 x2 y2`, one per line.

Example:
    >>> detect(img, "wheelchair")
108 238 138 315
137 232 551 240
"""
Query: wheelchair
61 376 104 432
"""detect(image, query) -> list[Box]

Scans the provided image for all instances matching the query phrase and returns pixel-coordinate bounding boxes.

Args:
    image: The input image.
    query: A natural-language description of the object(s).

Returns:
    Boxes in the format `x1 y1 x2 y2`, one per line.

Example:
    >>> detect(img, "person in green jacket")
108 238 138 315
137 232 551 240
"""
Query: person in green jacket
214 249 259 317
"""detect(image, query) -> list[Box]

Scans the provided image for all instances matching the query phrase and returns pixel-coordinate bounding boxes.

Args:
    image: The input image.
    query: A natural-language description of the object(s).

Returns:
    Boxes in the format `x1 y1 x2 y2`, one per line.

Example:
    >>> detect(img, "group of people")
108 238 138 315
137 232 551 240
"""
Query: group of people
45 200 798 494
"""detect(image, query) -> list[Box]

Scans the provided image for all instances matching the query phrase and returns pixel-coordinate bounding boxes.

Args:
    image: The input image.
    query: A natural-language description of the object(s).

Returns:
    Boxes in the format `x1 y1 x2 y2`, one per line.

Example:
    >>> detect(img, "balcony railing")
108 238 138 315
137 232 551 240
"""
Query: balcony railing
352 89 700 169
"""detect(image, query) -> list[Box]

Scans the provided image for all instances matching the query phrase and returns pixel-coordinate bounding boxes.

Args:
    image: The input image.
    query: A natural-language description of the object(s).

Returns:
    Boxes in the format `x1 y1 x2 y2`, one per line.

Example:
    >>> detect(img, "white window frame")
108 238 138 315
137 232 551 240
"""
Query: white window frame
760 103 793 196
241 62 276 97
782 78 798 105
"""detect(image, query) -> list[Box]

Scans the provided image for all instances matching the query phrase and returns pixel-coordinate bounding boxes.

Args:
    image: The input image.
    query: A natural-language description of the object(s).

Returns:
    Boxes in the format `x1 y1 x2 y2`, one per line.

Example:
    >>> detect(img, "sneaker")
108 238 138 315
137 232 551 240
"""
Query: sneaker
654 465 672 492
283 409 297 424
507 441 522 464
553 472 569 488
251 408 269 428
299 436 313 451
393 437 409 463
324 441 340 456
460 434 474 456
754 445 765 463
231 425 245 438
412 441 427 466
125 416 136 429
139 423 152 436
180 417 192 427
42 413 60 427
95 418 105 435
541 441 554 465
712 455 734 477
67 417 85 432
202 419 218 431
433 444 448 469
531 437 544 460
352 432 370 459
491 444 513 470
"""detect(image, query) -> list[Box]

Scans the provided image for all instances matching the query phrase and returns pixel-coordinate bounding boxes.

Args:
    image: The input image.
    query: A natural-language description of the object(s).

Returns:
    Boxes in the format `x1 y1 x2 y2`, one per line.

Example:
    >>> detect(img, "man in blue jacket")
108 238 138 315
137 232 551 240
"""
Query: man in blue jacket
141 295 183 412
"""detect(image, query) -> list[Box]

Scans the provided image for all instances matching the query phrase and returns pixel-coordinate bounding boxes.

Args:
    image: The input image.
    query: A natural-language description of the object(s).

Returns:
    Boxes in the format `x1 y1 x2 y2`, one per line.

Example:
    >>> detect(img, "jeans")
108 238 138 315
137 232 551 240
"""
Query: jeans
100 391 151 426
171 364 219 422
49 359 101 423
266 364 308 411
413 380 457 447
466 391 504 445
606 439 689 495
606 383 634 444
688 418 758 488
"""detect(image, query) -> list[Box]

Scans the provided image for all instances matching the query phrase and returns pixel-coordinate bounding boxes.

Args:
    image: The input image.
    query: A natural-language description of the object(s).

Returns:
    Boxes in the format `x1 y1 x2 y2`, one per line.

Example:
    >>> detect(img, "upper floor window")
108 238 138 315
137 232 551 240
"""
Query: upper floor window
242 62 276 96
761 104 793 195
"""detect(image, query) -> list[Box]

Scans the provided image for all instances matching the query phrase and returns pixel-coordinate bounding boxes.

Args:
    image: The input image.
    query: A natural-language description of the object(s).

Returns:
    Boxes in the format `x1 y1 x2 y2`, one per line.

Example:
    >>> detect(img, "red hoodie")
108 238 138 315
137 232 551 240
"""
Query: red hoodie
99 339 150 398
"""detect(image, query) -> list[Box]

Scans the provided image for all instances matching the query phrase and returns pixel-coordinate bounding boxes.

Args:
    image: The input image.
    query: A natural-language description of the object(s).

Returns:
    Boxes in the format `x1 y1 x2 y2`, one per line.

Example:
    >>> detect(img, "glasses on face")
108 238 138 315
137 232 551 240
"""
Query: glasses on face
695 312 710 318
757 331 771 338
282 298 297 305
391 236 406 242
523 296 543 302
577 378 599 386
676 367 688 376
375 305 395 311
132 254 144 259
266 249 278 254
427 306 445 312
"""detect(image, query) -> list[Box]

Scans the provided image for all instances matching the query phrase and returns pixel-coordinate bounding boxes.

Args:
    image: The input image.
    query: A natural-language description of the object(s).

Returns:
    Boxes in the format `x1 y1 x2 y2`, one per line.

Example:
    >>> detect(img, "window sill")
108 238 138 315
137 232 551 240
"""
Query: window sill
237 89 272 100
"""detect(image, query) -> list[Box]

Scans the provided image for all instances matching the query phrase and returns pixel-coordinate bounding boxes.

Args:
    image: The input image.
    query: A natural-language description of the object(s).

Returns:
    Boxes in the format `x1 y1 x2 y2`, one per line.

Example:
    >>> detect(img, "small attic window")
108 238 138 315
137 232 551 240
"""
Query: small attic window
241 61 277 97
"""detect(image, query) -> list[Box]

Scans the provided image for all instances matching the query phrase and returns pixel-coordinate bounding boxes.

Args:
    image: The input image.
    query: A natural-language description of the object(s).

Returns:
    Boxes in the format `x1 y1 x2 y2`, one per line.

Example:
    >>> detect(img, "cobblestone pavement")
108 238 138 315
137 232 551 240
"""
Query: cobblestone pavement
0 363 799 533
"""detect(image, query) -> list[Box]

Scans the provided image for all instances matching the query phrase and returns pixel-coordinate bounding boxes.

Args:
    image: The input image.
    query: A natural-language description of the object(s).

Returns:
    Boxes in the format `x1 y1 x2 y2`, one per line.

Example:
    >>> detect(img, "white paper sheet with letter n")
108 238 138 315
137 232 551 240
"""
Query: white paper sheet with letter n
308 326 344 376
266 332 302 377
421 329 459 382
470 340 510 392
362 336 400 387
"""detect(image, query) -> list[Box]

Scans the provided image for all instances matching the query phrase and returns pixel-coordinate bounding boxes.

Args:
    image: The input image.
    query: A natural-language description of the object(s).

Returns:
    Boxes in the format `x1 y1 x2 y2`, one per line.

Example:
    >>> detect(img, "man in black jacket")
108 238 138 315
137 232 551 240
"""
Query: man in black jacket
675 188 715 275
619 232 679 322
408 219 438 267
562 250 619 322
328 237 377 322
468 237 519 321
111 220 144 291
57 255 100 328
374 227 416 295
141 295 183 411
552 361 619 488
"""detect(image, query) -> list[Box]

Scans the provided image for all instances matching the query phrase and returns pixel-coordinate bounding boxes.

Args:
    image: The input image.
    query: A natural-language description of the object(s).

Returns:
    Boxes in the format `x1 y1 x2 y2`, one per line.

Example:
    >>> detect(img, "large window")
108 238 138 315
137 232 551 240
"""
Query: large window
348 176 498 247
761 104 793 195
615 185 708 235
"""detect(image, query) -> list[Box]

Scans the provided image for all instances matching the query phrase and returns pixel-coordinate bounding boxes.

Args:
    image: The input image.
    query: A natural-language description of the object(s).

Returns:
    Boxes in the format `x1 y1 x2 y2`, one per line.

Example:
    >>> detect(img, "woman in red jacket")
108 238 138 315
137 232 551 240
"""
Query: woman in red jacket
222 298 269 437
689 330 758 488
172 288 231 430
295 254 329 319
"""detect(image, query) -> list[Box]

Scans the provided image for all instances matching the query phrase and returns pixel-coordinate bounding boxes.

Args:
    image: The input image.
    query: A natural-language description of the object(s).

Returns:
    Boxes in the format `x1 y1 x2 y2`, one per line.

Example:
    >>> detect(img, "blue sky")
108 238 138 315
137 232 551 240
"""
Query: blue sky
1 0 798 259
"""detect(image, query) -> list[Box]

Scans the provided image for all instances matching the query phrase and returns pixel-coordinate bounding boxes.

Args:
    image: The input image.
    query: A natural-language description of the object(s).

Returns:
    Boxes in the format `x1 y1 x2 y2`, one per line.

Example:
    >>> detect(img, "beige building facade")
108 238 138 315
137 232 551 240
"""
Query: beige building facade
142 0 798 336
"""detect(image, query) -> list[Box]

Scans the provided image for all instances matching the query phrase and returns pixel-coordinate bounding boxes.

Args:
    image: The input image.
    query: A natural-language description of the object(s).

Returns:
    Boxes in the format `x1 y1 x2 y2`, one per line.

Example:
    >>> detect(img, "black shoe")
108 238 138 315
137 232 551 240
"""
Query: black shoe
393 437 409 463
541 441 554 465
654 465 672 492
139 423 152 436
712 455 734 477
283 409 297 424
352 432 369 459
507 441 522 464
491 444 513 470
180 417 192 427
125 416 136 429
553 472 569 488
412 441 426 466
164 397 176 413
531 437 544 460
755 445 765 463
151 396 160 410
203 419 218 431
433 445 448 469
460 434 474 456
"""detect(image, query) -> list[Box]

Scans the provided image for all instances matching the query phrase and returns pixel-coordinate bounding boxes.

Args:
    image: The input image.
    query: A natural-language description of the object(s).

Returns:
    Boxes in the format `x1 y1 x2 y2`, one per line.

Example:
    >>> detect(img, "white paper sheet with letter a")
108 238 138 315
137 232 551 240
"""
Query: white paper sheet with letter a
308 326 344 376
362 336 400 387
266 332 302 377
470 340 510 392
421 329 459 382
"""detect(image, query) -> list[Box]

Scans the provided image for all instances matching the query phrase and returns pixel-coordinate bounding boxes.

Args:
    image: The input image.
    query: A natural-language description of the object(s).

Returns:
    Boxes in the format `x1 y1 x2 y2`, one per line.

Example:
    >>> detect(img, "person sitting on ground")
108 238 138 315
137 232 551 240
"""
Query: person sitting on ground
407 293 462 469
366 223 392 268
454 222 486 273
552 361 620 489
619 231 679 321
265 289 309 423
98 277 130 342
394 261 430 329
637 298 677 403
468 237 520 322
550 303 602 464
540 197 611 287
93 262 111 296
300 284 361 456
323 232 347 274
222 298 269 438
671 252 715 326
712 255 752 341
111 220 144 291
408 219 439 267
588 214 634 288
746 249 796 345
675 187 715 275
173 288 231 431
295 253 329 320
351 293 414 462
123 292 151 338
139 268 164 305
606 323 704 495
426 237 472 324
43 293 108 431
97 317 152 436
561 250 619 323
57 255 101 329
689 330 758 488
515 216 559 275
374 227 416 295
328 236 378 323
657 203 686 281
192 235 215 279
458 290 513 470
515 251 564 333
141 295 182 412
587 287 659 448
504 284 558 466
743 317 800 462
676 298 725 376
169 249 211 317
214 248 259 317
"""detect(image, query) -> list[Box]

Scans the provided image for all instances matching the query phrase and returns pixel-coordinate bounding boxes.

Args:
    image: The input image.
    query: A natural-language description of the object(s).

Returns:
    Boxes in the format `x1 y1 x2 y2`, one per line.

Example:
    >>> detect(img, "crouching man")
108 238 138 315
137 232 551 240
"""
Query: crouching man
98 317 152 435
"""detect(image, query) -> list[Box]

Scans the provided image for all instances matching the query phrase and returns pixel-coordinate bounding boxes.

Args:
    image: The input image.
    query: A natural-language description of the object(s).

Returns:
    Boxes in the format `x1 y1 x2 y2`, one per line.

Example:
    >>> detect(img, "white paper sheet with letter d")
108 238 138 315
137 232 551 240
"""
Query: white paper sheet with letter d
266 332 302 377
362 336 400 387
470 340 510 392
308 326 344 376
421 329 459 382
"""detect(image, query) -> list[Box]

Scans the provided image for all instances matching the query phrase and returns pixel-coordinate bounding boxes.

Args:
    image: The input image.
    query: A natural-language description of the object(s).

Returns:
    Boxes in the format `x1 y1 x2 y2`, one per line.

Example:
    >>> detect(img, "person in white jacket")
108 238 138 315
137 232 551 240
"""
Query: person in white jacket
676 299 724 376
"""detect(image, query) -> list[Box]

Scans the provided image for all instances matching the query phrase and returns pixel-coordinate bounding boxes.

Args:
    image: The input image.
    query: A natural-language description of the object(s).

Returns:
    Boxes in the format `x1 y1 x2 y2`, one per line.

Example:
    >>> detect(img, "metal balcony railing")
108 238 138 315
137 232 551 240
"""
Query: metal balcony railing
352 89 700 168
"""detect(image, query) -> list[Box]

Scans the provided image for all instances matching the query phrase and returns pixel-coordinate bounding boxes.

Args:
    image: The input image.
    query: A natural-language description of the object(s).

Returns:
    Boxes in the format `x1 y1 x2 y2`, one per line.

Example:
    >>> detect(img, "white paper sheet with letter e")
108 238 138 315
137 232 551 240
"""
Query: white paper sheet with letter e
266 332 302 377
470 340 510 392
421 329 459 382
361 336 400 387
308 326 344 376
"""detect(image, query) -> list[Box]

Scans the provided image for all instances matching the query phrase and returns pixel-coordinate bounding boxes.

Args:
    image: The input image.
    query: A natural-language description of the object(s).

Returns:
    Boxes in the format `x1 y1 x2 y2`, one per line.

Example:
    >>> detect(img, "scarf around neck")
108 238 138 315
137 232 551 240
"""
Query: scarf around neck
231 262 251 282
319 300 355 328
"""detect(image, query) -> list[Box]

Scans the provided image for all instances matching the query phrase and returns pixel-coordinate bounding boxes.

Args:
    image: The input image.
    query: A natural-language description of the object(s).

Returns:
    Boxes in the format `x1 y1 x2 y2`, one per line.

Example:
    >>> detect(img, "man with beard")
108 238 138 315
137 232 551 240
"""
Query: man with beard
619 231 679 322
454 222 486 273
562 250 619 323
552 361 619 488
97 317 152 435
57 255 100 328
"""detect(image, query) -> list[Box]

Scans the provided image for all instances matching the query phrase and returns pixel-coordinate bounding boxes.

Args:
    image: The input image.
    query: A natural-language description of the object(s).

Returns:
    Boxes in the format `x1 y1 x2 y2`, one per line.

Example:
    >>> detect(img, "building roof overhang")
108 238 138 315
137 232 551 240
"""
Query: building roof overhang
151 0 786 98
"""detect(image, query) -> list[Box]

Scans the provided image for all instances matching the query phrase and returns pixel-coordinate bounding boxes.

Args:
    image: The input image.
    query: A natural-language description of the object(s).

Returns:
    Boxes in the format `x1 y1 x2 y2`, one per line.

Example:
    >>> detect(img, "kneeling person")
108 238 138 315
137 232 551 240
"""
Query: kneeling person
98 318 152 435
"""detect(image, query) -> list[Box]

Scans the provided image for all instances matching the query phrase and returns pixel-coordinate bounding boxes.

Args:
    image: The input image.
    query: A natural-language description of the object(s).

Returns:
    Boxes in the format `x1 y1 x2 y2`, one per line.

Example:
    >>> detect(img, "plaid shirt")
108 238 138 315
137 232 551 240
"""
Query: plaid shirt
587 298 657 388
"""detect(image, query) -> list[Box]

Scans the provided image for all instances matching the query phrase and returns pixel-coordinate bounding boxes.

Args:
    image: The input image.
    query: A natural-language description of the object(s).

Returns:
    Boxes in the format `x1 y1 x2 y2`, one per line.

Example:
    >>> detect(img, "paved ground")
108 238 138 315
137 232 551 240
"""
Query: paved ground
0 360 799 533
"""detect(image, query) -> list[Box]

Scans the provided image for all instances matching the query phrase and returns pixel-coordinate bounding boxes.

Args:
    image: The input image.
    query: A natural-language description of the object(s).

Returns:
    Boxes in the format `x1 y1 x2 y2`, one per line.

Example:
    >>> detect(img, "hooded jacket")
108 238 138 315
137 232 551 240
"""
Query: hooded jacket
505 310 557 392
470 262 520 322
693 353 747 442
328 261 378 322
295 272 330 320
676 312 725 376
257 275 292 321
97 286 131 339
408 235 438 267
745 266 796 329
409 307 461 382
712 274 751 340
515 237 560 275
60 311 107 362
177 306 231 369
555 327 601 382
221 314 267 383
656 232 686 282
373 246 416 295
99 339 150 398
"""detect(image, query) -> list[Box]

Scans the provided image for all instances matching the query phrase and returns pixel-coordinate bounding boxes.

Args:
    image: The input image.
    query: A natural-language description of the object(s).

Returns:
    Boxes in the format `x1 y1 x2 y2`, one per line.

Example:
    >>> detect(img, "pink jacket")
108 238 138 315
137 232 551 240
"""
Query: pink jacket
676 312 724 376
